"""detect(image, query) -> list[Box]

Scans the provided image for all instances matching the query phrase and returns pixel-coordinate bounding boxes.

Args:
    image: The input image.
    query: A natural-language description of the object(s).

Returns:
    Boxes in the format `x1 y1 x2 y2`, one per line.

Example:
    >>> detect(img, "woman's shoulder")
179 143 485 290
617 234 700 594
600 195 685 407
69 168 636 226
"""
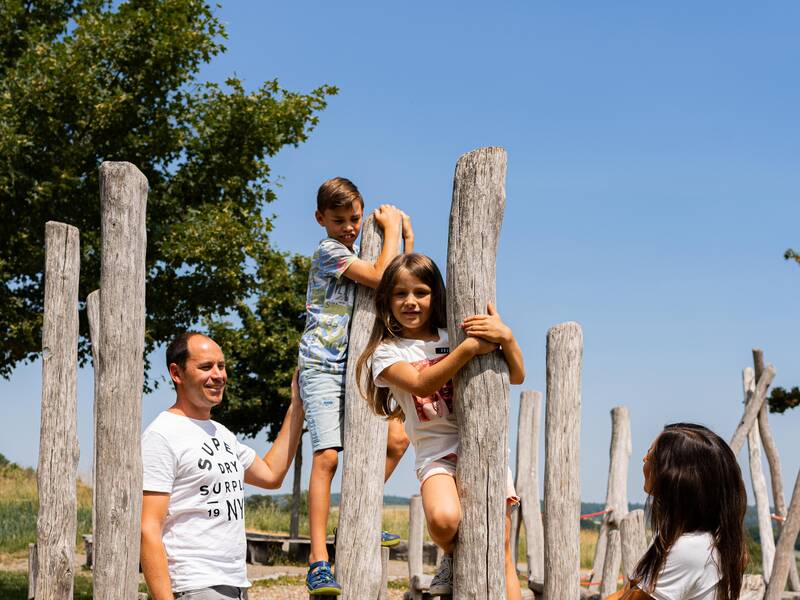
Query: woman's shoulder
668 532 717 569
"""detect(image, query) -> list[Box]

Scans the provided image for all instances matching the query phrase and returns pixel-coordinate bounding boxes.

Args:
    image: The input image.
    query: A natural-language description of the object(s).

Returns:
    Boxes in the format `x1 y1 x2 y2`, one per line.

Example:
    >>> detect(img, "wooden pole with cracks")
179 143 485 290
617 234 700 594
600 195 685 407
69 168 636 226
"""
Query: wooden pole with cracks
35 222 81 600
446 147 509 599
765 469 800 600
290 434 303 539
599 528 622 599
334 215 388 600
93 162 148 600
543 322 583 600
729 364 776 456
619 509 647 581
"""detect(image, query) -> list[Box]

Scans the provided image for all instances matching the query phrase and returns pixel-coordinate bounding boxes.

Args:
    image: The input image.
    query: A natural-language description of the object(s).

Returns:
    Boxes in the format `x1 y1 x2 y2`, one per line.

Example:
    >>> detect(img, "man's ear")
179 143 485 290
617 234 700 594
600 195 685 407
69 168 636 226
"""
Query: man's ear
315 210 325 226
168 363 183 387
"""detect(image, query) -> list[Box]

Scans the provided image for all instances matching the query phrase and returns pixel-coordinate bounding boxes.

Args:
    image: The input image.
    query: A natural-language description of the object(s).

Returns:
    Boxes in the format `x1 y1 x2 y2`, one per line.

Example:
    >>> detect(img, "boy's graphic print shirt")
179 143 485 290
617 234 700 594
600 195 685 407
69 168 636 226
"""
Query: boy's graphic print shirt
372 329 460 471
298 238 358 373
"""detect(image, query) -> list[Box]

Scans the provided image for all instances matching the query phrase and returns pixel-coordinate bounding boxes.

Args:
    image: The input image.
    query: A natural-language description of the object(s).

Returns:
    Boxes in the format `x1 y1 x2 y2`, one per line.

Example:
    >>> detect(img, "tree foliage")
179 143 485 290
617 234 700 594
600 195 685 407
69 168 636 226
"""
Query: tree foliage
0 0 335 393
767 386 800 414
785 249 800 266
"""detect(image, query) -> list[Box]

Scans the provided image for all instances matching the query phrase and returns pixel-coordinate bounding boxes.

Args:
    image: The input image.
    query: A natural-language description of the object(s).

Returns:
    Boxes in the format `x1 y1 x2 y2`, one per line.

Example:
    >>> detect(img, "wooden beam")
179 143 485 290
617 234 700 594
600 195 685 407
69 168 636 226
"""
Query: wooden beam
729 364 776 455
765 470 800 600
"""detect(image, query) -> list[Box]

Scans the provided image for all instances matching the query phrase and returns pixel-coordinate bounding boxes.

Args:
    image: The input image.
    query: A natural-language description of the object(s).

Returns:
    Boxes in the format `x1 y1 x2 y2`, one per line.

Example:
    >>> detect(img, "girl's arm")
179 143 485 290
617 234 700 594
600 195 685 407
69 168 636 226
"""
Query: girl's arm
461 303 525 385
379 336 497 398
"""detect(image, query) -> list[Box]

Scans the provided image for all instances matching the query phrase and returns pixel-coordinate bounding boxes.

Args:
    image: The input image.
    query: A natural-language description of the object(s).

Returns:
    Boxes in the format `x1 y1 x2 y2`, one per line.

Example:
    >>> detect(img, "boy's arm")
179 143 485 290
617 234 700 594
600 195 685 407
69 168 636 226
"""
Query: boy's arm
342 204 403 289
402 212 414 254
461 304 525 385
244 370 305 489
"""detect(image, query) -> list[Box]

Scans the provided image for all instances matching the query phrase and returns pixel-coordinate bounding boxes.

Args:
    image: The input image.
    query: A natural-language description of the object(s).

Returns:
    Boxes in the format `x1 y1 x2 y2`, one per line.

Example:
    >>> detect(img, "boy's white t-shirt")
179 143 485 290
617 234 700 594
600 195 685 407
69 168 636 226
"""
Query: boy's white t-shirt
142 411 257 593
638 532 721 600
372 329 459 472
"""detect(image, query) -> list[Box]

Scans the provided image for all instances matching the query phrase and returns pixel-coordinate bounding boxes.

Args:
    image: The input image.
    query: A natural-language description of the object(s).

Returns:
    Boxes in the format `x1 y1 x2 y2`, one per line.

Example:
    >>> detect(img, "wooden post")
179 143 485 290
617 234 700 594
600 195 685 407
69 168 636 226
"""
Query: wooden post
94 162 148 600
729 364 776 455
590 406 631 585
36 221 80 600
86 289 100 546
290 434 303 539
543 322 583 600
28 543 38 600
378 546 390 600
446 147 509 600
513 390 544 583
599 528 621 599
765 469 800 600
335 215 388 600
753 349 800 591
744 367 776 581
619 509 647 581
408 495 424 584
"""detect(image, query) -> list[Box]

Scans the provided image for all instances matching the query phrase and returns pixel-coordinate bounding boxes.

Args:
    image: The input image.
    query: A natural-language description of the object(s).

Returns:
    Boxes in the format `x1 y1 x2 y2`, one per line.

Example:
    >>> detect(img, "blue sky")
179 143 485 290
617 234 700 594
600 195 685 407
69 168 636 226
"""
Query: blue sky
1 2 798 505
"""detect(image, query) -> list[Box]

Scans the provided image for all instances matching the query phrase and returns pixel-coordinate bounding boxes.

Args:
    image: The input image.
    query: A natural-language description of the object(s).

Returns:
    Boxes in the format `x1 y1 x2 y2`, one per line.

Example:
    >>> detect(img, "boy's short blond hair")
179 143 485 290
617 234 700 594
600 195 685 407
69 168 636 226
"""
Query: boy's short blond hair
317 177 364 212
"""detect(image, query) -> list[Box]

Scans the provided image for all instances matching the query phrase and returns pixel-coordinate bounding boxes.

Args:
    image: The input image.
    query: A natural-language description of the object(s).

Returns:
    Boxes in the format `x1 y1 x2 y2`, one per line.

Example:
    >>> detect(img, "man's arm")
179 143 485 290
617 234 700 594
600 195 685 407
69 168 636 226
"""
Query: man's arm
141 491 173 600
341 204 403 289
244 370 305 489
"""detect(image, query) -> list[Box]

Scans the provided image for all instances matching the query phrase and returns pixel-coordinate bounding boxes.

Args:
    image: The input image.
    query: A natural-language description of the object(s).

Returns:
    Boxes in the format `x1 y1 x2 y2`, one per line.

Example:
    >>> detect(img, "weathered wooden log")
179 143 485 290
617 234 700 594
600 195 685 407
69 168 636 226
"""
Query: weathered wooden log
378 546 390 600
28 543 38 600
599 528 622 599
86 289 100 544
290 434 303 539
754 350 800 591
408 495 424 584
543 322 583 600
446 147 509 600
94 162 148 600
619 509 647 581
36 221 80 600
590 406 631 584
513 390 544 582
766 470 800 600
740 575 766 600
335 215 388 600
729 363 776 455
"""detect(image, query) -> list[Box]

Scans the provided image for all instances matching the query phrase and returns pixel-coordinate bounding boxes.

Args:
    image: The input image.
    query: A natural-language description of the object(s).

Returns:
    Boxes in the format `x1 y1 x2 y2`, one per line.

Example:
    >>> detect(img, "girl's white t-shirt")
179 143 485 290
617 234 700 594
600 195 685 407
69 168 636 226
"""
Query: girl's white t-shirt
372 329 459 472
638 532 721 600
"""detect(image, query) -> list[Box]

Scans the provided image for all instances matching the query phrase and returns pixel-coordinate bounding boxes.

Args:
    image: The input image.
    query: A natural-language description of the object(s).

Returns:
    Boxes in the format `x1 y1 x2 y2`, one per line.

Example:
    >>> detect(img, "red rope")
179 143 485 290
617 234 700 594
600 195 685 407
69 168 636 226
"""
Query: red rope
580 508 611 520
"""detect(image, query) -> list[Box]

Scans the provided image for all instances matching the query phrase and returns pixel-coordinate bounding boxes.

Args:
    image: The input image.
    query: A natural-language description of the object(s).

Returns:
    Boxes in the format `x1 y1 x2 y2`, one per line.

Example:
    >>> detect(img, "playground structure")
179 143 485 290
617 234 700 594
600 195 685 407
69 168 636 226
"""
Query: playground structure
27 147 800 599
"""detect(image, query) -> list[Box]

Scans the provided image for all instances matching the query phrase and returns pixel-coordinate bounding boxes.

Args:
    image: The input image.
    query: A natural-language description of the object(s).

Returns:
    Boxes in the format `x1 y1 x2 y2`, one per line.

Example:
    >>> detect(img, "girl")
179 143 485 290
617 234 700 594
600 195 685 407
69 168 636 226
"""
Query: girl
608 423 748 600
356 253 525 599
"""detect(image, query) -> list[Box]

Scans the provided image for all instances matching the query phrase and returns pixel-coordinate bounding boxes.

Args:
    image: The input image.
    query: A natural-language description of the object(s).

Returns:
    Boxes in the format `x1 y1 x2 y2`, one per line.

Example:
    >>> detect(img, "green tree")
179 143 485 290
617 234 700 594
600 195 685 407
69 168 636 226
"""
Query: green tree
768 386 800 414
785 249 800 266
0 0 335 396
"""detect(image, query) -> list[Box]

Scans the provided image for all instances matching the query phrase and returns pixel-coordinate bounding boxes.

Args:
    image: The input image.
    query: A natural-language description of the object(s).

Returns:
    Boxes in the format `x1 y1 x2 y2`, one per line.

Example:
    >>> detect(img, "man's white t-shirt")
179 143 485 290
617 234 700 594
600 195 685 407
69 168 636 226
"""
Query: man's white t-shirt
372 329 459 472
639 532 721 600
142 411 256 593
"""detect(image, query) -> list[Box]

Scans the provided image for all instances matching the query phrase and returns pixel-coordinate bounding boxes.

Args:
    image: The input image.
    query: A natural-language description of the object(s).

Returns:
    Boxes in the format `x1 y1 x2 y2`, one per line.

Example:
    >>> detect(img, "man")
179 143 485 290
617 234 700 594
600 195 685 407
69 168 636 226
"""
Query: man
141 332 304 599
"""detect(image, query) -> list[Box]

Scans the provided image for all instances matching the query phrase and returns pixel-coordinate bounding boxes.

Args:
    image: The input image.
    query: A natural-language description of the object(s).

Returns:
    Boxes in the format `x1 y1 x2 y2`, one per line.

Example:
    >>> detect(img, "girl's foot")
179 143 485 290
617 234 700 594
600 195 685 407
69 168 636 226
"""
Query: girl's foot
306 560 342 595
428 553 453 595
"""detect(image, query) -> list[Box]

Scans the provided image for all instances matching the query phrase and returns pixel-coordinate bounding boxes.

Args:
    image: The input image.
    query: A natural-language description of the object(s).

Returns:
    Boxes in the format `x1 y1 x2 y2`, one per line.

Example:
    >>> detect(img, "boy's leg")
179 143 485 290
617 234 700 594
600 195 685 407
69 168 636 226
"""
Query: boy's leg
309 448 338 562
505 504 522 600
384 418 409 481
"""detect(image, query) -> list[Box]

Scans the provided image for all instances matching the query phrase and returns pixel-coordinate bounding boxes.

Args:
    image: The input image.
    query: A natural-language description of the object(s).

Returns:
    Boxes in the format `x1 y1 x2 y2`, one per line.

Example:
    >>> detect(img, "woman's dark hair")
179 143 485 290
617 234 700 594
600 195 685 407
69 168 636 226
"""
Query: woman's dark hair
633 423 748 600
356 253 447 419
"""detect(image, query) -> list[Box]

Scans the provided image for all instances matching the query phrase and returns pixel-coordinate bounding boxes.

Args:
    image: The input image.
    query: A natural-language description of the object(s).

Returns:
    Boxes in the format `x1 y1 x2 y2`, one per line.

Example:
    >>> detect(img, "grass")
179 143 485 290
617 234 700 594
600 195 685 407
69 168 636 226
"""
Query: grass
0 570 95 599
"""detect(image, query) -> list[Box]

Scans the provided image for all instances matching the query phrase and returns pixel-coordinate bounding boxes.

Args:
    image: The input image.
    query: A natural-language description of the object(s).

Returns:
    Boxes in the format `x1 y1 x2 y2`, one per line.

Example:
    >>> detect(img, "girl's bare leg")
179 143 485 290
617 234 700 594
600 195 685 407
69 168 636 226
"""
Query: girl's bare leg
505 504 522 600
420 473 461 554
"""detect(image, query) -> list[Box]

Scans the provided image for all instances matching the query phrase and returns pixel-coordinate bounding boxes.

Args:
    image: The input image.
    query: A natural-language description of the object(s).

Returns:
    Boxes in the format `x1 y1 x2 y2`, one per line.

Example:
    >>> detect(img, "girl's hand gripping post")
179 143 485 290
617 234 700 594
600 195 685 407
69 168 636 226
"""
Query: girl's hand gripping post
461 303 525 385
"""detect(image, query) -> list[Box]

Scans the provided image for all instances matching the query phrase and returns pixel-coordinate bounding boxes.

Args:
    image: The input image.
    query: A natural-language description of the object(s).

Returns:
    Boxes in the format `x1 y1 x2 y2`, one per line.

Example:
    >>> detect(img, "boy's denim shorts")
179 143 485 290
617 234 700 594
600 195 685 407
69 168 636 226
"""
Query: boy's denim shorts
299 368 345 452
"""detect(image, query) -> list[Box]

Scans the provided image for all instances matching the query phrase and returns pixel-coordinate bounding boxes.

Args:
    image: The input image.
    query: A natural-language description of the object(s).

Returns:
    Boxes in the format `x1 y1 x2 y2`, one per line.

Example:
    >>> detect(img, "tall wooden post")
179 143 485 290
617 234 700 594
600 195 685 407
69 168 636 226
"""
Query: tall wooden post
599 529 621 598
729 364 775 455
86 290 100 544
446 147 509 599
513 390 544 583
753 349 800 590
619 509 647 581
765 469 800 600
590 406 631 584
335 216 388 600
743 368 776 581
94 162 148 600
543 322 583 600
35 221 81 600
290 434 303 539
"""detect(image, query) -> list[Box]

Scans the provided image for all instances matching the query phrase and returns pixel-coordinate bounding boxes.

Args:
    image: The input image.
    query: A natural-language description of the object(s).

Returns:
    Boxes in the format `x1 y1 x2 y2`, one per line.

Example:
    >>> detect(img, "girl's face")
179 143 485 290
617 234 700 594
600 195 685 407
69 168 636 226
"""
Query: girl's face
643 438 657 494
390 268 433 338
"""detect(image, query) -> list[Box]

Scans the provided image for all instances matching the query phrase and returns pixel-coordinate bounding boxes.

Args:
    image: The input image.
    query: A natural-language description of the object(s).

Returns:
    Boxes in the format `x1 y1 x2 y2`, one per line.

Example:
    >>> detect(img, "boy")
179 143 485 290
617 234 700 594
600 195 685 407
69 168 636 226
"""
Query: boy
299 177 413 595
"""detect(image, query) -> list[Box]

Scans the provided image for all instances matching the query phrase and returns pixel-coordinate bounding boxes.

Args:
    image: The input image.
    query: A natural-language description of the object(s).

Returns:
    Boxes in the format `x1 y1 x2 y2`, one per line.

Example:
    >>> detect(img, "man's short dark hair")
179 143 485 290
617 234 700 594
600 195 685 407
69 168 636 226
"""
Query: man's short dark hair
317 177 364 213
165 331 203 371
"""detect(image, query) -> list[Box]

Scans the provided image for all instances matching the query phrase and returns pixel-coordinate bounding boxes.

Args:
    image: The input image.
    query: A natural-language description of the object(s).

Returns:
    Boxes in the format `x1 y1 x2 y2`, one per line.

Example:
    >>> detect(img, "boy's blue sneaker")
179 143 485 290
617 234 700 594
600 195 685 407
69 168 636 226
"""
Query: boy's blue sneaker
306 560 342 595
380 530 401 547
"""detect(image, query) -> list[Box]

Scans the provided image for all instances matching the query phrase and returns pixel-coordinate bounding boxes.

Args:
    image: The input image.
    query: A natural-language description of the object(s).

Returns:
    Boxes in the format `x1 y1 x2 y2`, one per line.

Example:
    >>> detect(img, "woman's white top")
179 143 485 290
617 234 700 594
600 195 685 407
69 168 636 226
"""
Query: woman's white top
638 532 721 600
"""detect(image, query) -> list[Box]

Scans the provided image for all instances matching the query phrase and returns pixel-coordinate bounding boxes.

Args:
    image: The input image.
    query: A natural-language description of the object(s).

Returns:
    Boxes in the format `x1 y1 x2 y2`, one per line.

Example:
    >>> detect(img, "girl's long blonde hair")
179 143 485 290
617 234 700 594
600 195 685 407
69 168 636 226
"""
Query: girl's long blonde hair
356 253 447 419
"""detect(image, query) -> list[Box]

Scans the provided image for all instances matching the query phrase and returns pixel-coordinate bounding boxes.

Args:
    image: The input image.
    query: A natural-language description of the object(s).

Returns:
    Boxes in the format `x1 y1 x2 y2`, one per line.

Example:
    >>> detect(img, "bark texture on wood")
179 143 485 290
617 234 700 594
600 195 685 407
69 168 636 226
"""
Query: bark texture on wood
378 546 390 600
335 215 388 600
36 221 80 600
599 528 622 599
28 543 37 600
290 435 303 539
446 147 509 600
729 364 776 456
543 322 583 600
94 162 148 600
766 470 800 600
513 390 544 582
590 406 631 584
408 495 424 582
86 289 100 543
620 509 647 581
754 349 800 591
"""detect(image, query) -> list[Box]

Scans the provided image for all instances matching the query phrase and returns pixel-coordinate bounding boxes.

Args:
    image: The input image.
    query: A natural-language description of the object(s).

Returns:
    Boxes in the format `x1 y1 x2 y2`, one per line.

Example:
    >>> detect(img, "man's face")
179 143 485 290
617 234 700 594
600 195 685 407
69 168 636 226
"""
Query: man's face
315 203 363 249
170 335 227 413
